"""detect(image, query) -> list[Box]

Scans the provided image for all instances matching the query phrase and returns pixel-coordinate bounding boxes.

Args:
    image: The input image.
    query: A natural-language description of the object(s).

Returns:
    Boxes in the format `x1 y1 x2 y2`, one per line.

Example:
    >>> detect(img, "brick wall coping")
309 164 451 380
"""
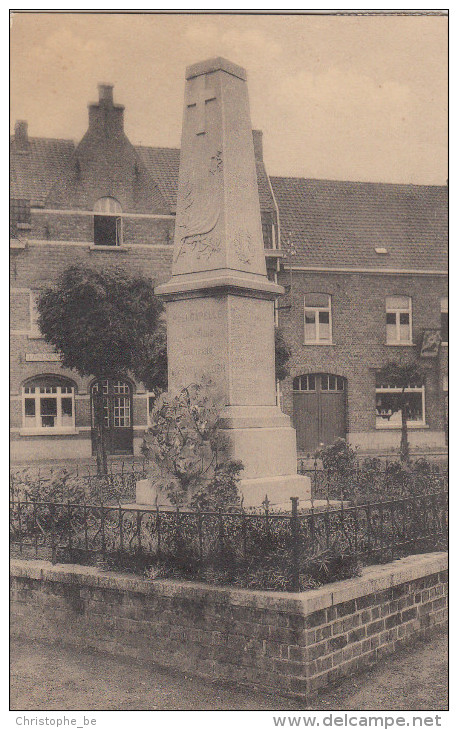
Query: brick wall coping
10 552 447 616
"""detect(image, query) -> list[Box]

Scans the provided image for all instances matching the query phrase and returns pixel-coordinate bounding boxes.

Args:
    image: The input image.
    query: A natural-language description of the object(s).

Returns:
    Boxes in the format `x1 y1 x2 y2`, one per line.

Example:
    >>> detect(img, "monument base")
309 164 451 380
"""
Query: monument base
134 473 311 509
238 473 311 508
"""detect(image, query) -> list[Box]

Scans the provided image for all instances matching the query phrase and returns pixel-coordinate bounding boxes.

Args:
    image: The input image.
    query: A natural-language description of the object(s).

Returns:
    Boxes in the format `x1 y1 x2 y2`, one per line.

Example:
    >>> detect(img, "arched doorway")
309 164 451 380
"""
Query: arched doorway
91 379 133 455
293 373 347 453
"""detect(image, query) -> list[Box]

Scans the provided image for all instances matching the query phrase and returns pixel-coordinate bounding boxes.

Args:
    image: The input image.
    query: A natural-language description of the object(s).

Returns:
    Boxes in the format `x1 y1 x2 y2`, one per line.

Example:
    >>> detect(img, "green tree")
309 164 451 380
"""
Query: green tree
275 327 292 382
377 360 424 463
37 265 167 475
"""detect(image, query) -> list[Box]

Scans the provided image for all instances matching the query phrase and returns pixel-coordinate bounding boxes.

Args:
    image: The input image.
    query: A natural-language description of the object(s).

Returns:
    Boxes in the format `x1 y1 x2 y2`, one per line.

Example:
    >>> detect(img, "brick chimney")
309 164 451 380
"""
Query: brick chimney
88 84 125 137
252 129 263 161
14 120 29 150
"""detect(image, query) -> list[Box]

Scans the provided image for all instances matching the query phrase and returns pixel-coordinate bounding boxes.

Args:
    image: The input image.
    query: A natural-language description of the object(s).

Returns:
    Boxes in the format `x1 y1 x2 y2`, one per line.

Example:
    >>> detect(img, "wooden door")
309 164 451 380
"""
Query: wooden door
293 374 347 453
91 379 134 455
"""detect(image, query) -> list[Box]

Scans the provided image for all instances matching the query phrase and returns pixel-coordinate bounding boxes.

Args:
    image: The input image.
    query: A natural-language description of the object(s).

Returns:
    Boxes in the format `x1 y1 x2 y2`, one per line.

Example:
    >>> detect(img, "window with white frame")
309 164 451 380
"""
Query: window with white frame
304 293 332 343
93 197 122 246
441 297 448 344
22 376 76 431
385 296 412 344
375 374 425 428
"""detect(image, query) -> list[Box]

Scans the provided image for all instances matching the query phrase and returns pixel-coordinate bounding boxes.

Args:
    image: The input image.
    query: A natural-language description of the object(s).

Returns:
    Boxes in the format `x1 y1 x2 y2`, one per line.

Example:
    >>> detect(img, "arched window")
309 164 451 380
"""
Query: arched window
22 375 76 431
93 197 122 246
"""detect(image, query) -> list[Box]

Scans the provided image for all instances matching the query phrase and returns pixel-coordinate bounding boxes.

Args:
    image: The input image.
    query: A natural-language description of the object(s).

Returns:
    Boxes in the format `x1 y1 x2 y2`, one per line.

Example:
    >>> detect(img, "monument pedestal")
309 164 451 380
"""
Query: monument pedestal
151 57 310 508
155 277 311 507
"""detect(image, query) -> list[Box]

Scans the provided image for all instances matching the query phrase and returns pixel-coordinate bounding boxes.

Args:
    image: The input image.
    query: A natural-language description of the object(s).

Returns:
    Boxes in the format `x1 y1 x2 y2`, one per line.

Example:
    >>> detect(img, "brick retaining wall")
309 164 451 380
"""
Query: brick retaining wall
10 553 447 700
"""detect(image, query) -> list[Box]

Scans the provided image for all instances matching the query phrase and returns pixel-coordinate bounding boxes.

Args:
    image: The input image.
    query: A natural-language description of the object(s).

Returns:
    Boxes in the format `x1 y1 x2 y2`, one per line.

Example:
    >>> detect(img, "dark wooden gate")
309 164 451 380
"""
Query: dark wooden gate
91 379 134 455
293 373 347 453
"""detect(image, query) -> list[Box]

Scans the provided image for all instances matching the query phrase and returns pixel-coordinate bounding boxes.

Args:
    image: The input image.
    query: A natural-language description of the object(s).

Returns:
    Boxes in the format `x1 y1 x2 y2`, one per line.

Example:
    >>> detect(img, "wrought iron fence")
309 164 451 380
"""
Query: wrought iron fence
10 489 448 592
9 459 148 505
297 458 448 502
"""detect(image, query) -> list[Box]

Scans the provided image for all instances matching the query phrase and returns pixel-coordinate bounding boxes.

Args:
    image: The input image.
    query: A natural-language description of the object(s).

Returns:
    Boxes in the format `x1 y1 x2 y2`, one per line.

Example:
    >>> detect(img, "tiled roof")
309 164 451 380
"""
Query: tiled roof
10 135 447 273
11 137 276 215
10 137 76 206
135 144 277 213
134 146 180 210
270 177 448 272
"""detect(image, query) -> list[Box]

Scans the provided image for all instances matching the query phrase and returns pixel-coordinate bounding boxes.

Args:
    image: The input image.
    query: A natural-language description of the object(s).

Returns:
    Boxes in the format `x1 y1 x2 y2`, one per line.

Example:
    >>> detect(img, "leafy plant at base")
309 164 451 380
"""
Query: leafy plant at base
142 381 244 508
317 438 357 499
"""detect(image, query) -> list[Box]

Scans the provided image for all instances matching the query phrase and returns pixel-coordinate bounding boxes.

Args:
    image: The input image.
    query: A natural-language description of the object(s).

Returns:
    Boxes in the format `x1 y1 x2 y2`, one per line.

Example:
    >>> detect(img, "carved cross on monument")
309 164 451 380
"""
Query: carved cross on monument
186 77 217 135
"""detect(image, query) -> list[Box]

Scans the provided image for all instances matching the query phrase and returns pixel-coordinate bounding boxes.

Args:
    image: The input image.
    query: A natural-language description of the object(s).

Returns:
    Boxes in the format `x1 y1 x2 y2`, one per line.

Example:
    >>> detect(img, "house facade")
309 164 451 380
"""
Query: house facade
10 84 447 462
272 177 448 454
10 84 278 462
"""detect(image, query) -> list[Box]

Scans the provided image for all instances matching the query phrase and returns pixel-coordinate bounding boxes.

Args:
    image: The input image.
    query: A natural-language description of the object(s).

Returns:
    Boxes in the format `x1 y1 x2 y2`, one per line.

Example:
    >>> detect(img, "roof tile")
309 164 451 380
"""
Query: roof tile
270 177 448 272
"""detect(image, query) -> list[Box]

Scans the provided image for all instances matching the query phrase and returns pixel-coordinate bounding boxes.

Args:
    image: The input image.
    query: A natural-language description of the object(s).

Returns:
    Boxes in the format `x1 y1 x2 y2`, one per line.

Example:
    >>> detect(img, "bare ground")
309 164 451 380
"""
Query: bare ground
10 629 447 712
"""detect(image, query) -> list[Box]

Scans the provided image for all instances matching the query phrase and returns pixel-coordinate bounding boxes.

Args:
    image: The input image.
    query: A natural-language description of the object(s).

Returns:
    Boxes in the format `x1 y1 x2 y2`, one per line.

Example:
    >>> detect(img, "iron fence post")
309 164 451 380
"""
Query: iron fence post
119 504 124 553
33 499 38 556
156 504 161 560
67 499 72 554
218 508 224 560
290 497 300 592
136 509 142 555
241 510 247 561
197 509 203 567
100 503 106 561
17 497 23 555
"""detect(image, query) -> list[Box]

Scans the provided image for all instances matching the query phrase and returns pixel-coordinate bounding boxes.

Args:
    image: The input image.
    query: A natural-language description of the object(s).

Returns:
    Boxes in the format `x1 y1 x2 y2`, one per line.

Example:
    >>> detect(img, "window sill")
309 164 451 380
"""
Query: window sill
375 423 428 430
89 244 131 252
17 223 32 231
385 342 414 347
303 341 335 346
10 240 27 249
27 333 45 340
19 428 79 436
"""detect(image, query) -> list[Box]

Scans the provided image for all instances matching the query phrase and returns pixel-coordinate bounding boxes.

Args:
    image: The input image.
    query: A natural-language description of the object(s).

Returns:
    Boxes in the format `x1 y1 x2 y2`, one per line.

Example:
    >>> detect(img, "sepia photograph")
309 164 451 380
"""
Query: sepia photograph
9 9 448 718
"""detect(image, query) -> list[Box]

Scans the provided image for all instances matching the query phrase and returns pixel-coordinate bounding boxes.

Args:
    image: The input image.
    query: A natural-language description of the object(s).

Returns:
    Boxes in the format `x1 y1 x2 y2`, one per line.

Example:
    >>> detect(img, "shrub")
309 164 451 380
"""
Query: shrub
143 381 244 508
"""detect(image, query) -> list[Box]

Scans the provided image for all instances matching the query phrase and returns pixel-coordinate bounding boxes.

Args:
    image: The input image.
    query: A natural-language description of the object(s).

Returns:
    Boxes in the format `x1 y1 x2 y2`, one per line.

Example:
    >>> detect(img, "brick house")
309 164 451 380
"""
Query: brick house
272 177 448 454
10 84 447 462
10 84 278 462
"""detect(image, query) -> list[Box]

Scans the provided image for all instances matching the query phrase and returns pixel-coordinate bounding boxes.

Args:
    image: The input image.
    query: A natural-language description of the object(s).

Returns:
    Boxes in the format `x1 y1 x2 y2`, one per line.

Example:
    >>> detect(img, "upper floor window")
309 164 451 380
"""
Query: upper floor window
441 297 448 344
10 198 31 237
22 376 76 431
304 293 332 344
93 197 122 246
386 296 412 344
261 212 274 249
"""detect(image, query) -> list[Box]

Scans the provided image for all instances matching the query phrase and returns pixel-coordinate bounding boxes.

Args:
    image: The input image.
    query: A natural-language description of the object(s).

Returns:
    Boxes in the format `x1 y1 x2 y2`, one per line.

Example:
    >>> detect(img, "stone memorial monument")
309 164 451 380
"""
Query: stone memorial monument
150 57 310 506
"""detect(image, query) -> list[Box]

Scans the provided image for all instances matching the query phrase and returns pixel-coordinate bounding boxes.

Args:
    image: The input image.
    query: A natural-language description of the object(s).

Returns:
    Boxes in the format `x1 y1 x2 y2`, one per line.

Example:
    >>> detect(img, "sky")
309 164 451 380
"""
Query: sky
10 11 448 184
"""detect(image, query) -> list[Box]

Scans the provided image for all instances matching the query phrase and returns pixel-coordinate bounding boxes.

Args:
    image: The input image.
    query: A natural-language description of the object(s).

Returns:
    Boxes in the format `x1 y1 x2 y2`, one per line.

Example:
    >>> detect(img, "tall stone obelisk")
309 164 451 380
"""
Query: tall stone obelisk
156 57 310 505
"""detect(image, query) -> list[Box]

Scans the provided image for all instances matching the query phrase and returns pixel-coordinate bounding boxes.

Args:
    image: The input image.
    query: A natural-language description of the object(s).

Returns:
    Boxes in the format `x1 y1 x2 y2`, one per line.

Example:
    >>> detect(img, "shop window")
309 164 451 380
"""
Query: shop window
375 374 425 428
22 377 76 431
